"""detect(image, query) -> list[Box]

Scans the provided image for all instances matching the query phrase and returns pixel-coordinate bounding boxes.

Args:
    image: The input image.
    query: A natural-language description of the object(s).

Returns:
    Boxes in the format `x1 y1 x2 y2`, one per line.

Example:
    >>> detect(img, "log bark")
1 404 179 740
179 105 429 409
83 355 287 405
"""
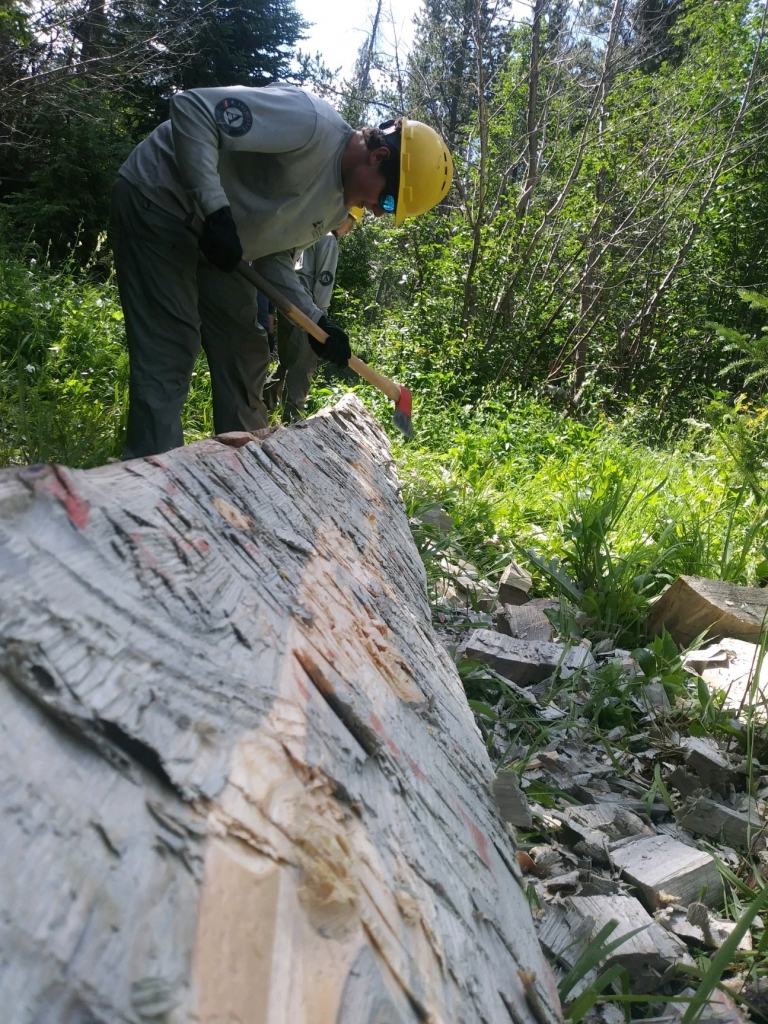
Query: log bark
0 395 560 1024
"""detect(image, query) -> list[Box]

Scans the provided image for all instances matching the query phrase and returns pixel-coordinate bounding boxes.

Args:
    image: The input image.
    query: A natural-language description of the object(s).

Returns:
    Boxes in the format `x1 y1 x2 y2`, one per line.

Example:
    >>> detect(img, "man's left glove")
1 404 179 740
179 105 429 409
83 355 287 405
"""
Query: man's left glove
199 206 242 271
311 315 351 367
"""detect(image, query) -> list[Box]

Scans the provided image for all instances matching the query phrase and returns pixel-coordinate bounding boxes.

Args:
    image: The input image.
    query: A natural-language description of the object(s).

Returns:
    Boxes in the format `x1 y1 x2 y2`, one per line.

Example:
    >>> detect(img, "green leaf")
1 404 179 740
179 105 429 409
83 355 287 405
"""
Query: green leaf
681 879 768 1024
521 546 583 601
559 922 647 1003
467 699 498 720
697 677 712 712
566 965 628 1023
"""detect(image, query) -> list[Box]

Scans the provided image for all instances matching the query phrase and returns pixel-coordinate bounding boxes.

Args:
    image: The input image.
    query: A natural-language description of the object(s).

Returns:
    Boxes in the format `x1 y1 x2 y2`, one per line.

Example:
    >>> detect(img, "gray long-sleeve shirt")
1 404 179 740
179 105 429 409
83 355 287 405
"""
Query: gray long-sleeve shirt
296 232 339 313
119 83 354 322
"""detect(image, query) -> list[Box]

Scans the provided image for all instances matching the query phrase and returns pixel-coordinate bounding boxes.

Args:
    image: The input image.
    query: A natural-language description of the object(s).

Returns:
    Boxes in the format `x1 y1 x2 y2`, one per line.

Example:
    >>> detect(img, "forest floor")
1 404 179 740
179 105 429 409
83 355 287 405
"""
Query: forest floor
393 416 768 1023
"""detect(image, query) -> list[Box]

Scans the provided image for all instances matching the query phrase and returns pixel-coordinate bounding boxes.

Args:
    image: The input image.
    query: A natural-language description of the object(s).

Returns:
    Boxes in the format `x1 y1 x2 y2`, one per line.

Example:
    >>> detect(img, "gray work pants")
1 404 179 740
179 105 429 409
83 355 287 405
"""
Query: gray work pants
264 310 319 421
111 176 270 459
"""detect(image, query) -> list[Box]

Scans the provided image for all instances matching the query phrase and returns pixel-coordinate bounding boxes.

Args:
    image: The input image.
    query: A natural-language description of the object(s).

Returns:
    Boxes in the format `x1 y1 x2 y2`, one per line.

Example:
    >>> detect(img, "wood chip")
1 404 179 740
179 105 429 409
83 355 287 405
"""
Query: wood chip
497 560 533 606
610 834 723 909
682 736 738 797
656 905 752 951
676 795 764 848
461 630 596 685
493 772 533 828
495 599 558 642
538 894 692 994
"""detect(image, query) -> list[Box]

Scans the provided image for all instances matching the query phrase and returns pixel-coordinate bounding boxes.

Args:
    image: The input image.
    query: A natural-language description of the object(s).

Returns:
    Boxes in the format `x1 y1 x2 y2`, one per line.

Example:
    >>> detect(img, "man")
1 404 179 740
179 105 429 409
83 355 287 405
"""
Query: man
111 83 453 459
267 208 361 420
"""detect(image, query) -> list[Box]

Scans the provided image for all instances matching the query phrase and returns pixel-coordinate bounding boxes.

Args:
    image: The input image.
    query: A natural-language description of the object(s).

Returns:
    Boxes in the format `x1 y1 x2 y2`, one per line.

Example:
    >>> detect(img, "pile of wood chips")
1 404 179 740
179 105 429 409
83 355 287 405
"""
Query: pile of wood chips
427 555 768 1024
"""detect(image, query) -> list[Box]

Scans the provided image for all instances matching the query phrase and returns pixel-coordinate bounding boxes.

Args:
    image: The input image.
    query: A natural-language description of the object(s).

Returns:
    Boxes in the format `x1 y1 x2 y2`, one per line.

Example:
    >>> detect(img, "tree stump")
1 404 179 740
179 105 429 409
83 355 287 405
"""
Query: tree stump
0 396 560 1024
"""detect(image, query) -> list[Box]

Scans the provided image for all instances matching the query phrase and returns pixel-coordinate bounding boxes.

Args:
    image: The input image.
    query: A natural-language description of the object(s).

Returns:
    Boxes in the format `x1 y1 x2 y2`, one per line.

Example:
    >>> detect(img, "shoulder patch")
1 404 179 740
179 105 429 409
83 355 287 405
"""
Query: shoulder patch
318 271 334 287
214 97 253 137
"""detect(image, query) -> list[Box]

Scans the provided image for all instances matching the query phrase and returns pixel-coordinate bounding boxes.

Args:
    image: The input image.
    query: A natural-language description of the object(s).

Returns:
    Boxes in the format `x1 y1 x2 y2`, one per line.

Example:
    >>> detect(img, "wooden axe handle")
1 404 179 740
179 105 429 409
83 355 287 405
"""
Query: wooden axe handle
230 256 402 405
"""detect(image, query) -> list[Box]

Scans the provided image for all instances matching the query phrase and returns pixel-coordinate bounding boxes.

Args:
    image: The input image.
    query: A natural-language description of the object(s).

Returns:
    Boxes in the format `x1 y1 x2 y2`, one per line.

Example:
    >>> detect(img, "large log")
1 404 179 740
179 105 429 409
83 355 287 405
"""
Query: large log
0 396 560 1024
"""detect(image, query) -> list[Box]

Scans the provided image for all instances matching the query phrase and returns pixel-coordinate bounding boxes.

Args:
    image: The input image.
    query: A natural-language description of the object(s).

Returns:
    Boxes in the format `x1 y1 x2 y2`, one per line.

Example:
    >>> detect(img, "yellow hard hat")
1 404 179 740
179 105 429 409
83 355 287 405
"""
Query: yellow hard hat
348 206 364 222
395 118 453 225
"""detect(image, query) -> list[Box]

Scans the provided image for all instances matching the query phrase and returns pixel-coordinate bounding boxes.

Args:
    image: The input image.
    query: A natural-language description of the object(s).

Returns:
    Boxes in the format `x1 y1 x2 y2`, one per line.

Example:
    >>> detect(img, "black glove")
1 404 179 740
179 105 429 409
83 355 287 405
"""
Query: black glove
199 206 242 271
312 315 351 367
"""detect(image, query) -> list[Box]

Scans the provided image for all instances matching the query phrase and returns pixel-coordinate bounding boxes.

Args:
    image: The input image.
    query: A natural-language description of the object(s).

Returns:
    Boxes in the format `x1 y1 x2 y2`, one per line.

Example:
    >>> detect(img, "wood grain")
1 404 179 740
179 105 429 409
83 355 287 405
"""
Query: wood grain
0 396 560 1024
648 575 768 646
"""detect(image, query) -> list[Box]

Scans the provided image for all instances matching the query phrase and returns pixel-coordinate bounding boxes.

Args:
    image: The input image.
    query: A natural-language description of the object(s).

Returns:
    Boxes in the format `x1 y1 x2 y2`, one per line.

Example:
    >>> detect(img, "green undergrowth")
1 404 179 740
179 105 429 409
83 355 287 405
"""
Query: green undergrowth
0 248 213 466
381 389 768 650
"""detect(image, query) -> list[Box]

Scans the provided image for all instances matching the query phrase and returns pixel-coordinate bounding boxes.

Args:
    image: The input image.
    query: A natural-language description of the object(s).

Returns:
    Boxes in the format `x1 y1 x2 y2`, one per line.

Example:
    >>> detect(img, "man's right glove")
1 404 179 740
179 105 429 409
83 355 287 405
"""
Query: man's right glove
199 206 242 271
312 315 351 367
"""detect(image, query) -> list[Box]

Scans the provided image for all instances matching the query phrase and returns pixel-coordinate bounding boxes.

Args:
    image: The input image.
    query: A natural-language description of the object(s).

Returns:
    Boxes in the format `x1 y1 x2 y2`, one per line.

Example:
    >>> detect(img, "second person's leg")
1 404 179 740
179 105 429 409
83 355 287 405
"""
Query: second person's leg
279 321 319 422
197 259 271 434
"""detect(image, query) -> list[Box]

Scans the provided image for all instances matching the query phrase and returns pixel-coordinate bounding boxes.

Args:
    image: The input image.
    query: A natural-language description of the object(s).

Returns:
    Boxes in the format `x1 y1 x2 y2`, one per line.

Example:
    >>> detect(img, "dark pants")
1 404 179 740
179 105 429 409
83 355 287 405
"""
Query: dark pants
263 310 319 422
111 176 270 460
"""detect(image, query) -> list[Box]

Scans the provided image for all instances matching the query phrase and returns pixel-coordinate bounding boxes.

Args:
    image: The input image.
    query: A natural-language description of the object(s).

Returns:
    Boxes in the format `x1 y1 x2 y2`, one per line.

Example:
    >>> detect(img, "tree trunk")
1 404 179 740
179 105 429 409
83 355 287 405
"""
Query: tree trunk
0 396 561 1024
516 0 545 221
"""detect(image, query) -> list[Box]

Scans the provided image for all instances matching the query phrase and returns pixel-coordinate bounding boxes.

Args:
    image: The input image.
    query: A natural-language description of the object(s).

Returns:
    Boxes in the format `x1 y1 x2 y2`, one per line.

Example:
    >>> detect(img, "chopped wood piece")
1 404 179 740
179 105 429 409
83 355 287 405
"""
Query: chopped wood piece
648 576 768 647
420 504 453 533
0 396 559 1024
543 871 581 894
683 638 768 715
495 599 558 642
682 737 738 797
557 802 655 840
460 630 596 685
493 771 533 828
676 795 764 848
632 682 671 714
656 905 752 951
529 844 574 878
555 804 654 866
666 766 703 800
538 894 692 994
610 834 723 910
436 558 496 611
694 987 752 1024
497 560 533 606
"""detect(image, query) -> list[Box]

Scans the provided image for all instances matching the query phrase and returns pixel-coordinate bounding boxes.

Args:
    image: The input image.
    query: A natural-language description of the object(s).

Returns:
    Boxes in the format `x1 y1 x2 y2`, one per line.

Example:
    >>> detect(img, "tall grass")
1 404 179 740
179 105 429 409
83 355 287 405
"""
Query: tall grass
378 393 768 647
0 248 213 466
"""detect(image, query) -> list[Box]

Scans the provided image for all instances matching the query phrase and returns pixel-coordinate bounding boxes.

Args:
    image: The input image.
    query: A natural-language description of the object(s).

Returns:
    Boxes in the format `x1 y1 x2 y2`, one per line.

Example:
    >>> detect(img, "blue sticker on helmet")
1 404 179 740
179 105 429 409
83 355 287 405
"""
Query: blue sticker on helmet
214 97 253 137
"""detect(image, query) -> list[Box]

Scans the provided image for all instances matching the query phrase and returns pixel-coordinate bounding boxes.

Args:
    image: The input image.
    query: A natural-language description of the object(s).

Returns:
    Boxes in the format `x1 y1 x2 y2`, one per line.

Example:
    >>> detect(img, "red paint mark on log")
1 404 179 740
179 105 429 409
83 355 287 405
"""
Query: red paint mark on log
64 490 90 530
407 756 425 781
294 672 310 700
194 538 210 553
41 467 90 530
369 712 401 757
458 806 492 870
